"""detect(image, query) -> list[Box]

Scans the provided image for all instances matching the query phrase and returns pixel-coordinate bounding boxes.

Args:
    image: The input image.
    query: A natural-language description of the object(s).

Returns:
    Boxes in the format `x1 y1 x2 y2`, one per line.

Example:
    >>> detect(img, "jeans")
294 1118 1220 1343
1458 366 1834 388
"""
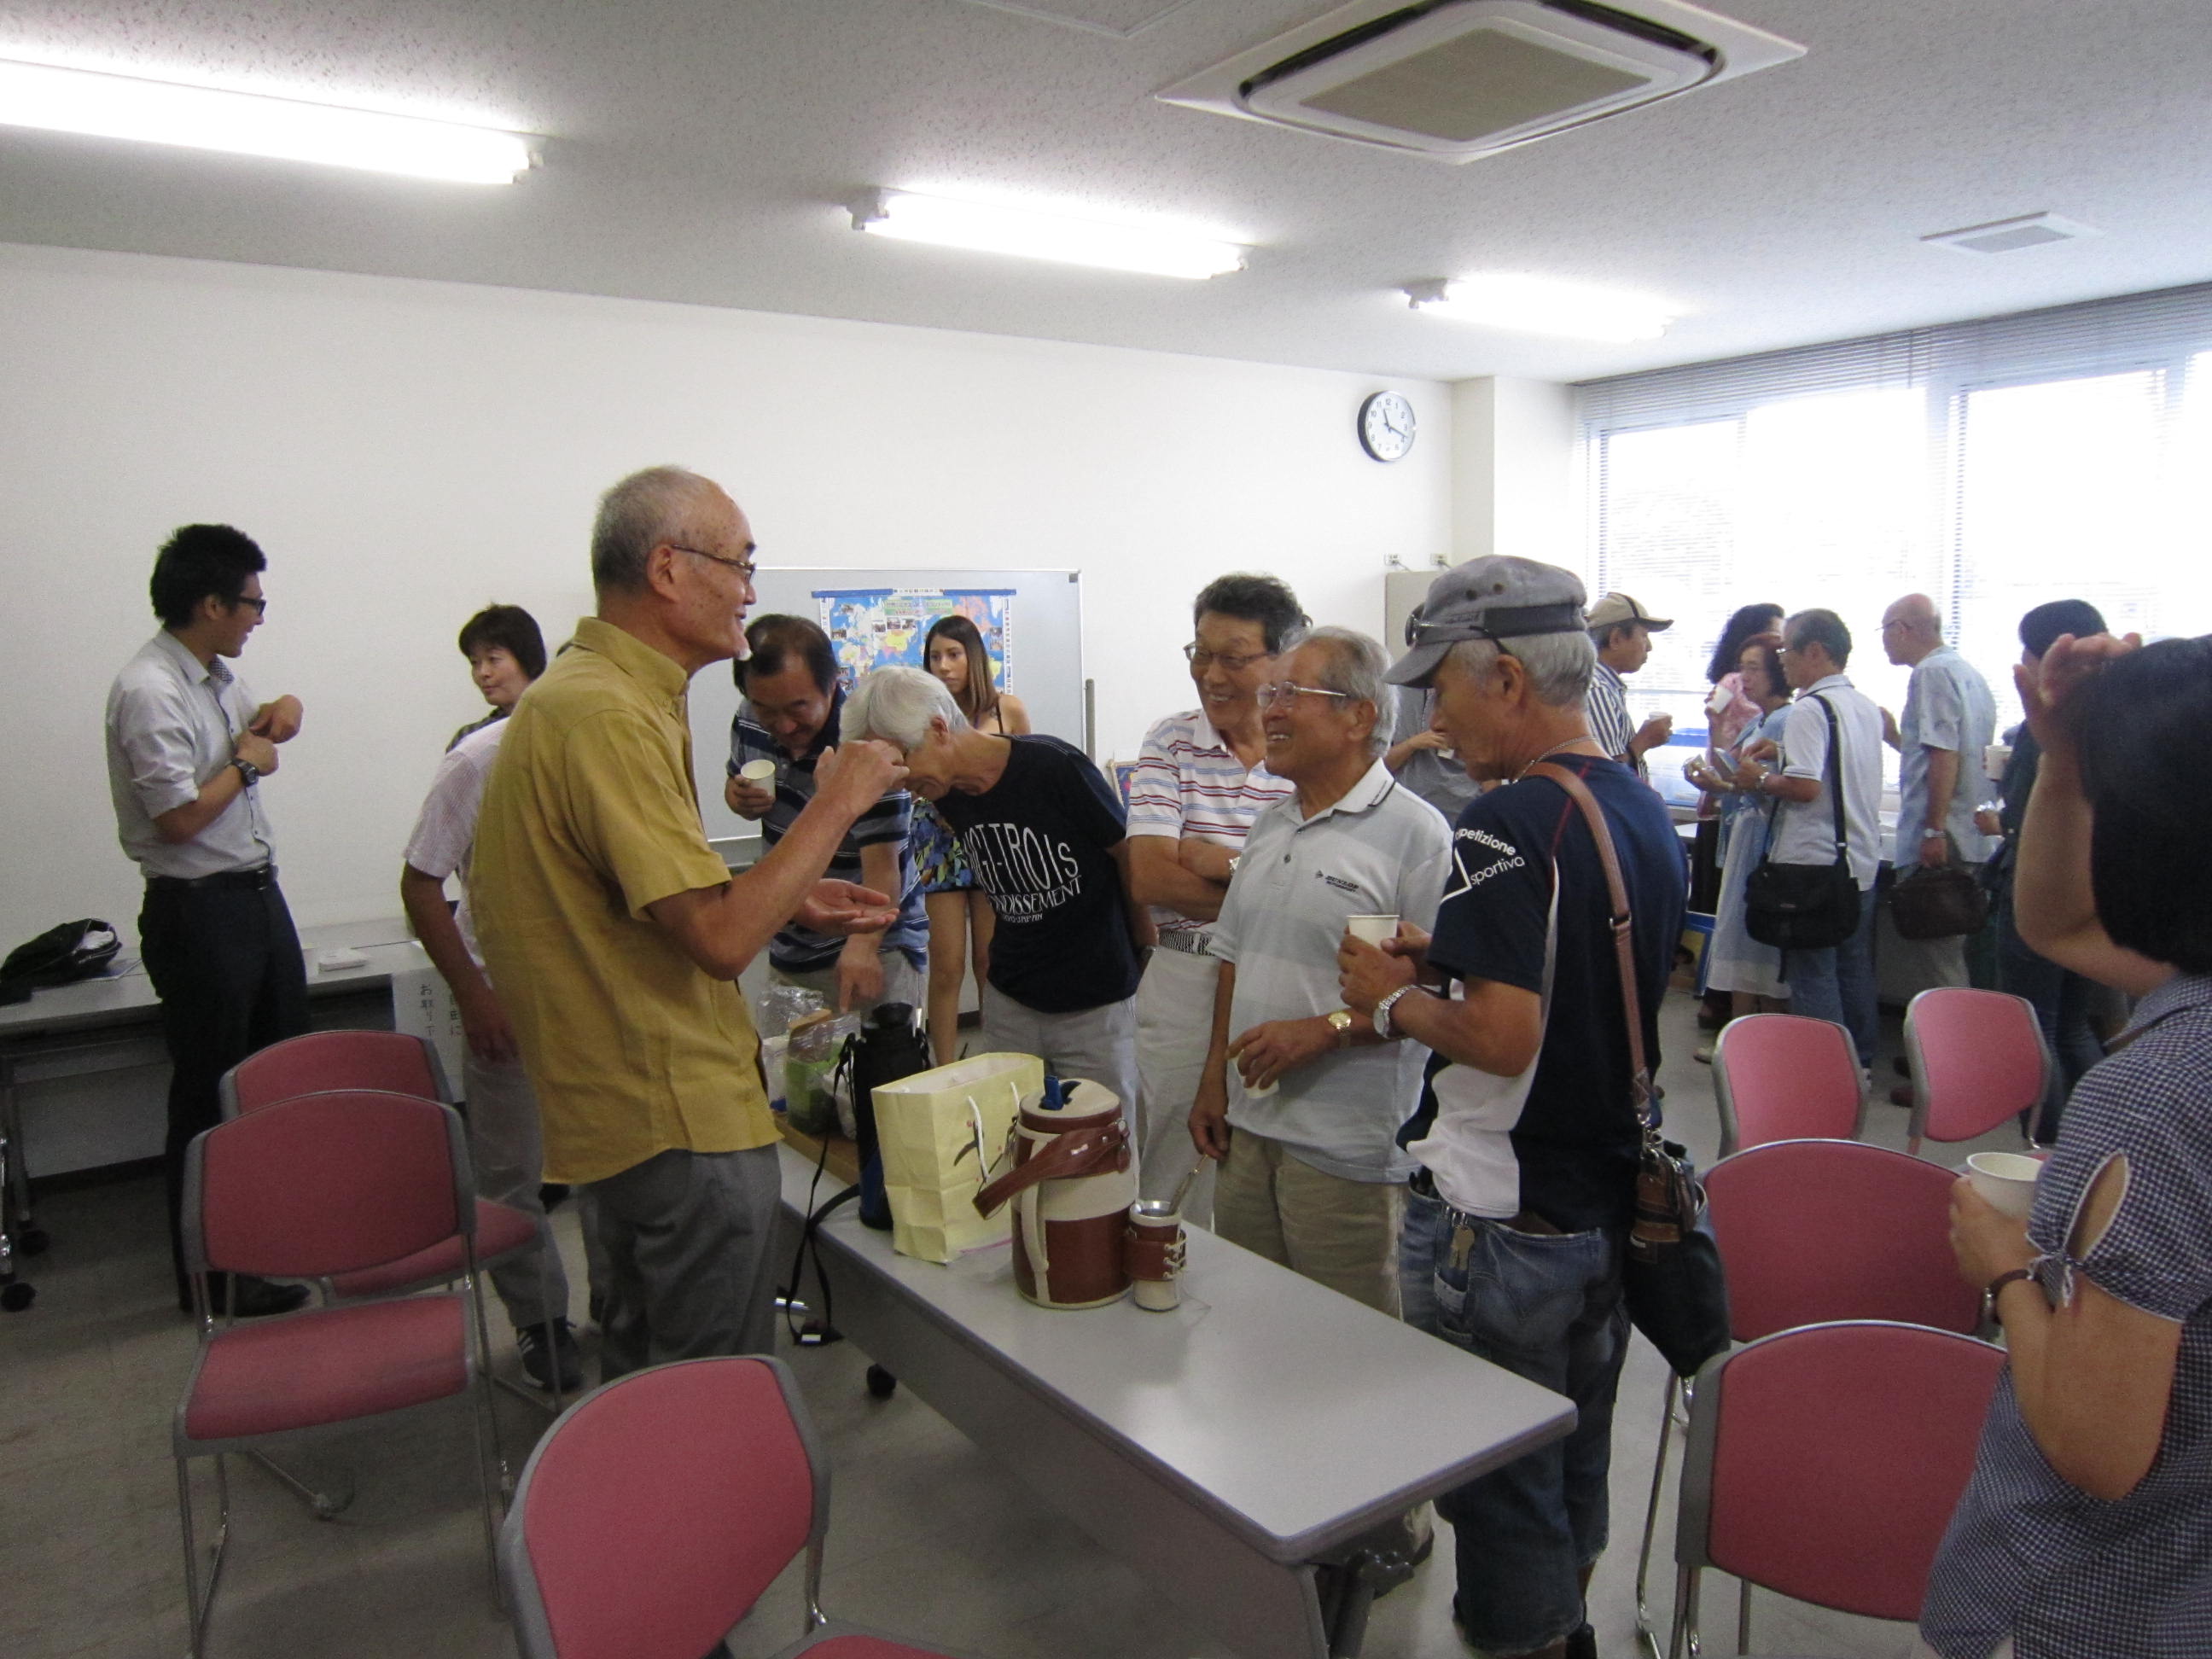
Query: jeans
1784 888 1879 1066
1400 1187 1628 1656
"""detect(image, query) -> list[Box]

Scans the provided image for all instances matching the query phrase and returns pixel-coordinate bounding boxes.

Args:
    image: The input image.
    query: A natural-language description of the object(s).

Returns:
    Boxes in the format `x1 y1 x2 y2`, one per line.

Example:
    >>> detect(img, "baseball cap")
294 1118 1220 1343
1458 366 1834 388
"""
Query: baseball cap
1585 591 1674 635
1388 556 1590 688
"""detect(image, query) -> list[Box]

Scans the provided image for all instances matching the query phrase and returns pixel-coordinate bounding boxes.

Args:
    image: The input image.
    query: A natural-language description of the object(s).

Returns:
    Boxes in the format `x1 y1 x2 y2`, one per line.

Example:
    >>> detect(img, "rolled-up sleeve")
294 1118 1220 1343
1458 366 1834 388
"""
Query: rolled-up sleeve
112 681 204 820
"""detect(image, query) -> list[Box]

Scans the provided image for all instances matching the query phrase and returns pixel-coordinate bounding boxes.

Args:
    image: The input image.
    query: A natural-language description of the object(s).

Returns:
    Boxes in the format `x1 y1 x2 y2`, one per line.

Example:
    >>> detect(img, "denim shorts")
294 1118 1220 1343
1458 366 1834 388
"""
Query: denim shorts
1400 1185 1629 1657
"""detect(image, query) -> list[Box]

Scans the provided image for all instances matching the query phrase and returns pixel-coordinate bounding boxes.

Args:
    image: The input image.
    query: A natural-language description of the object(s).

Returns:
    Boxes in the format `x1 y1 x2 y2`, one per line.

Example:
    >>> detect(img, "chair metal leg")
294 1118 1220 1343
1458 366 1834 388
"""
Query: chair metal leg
178 1452 235 1659
246 1449 356 1517
463 1266 512 1614
1634 1374 1679 1659
1736 1579 1752 1654
1669 1563 1701 1659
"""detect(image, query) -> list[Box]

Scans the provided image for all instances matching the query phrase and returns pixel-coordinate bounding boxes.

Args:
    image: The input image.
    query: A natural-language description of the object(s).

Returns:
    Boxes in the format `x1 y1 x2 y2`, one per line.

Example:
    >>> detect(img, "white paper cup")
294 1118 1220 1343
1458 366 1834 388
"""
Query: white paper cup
739 759 777 783
1984 742 2011 783
1966 1151 2042 1220
1344 914 1400 946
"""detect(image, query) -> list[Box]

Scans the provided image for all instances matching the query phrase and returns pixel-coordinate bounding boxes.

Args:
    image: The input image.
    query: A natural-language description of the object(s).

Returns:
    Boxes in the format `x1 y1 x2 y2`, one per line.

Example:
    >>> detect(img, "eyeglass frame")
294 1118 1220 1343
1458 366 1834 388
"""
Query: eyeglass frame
1182 642 1278 673
227 593 268 616
668 543 759 582
1256 681 1357 708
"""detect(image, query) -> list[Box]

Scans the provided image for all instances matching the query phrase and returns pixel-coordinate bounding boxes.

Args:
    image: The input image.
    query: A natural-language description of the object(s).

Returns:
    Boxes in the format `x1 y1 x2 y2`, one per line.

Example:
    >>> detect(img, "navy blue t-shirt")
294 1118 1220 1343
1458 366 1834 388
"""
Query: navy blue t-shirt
931 735 1141 1015
1406 754 1686 1233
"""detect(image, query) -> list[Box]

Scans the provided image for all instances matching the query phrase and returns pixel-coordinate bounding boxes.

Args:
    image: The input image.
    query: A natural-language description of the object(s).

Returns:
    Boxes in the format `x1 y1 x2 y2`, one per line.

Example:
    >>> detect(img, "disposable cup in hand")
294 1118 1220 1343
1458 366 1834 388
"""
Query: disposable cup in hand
1966 1151 2042 1220
740 759 777 783
1241 1068 1277 1099
1345 914 1400 946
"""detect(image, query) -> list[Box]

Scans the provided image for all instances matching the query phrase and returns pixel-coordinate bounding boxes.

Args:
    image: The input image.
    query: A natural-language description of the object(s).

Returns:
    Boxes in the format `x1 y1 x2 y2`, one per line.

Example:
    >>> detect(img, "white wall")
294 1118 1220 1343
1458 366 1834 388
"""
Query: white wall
3 242 1452 952
1449 375 1577 567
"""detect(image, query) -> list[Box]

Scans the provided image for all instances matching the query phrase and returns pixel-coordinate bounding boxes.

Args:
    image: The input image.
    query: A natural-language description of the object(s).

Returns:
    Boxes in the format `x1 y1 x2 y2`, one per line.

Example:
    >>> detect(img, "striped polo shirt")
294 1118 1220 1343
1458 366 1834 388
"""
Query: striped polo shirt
729 691 927 975
1125 707 1294 939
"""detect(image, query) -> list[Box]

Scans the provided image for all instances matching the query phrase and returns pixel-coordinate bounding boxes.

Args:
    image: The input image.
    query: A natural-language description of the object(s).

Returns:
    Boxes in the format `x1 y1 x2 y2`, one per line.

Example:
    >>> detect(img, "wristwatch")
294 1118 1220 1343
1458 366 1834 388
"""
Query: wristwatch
1922 825 1948 841
1226 853 1241 876
231 757 261 787
1981 1266 2037 1324
1373 985 1417 1039
1324 1008 1354 1049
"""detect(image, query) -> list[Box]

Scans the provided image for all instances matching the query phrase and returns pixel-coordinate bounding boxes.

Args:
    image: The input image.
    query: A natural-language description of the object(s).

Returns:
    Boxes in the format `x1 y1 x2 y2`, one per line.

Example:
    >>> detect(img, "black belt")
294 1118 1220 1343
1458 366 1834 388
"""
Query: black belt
148 864 277 893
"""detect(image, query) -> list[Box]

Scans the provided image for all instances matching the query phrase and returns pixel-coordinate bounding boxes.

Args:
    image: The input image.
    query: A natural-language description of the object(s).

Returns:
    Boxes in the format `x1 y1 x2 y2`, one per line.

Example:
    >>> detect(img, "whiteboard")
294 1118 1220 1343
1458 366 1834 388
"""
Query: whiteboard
690 567 1085 844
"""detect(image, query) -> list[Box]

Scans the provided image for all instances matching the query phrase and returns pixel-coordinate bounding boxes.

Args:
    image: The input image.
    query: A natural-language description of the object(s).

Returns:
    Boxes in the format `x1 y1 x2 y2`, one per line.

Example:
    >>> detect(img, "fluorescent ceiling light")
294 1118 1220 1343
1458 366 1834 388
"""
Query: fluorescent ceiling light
1405 275 1674 341
852 189 1245 279
0 57 533 183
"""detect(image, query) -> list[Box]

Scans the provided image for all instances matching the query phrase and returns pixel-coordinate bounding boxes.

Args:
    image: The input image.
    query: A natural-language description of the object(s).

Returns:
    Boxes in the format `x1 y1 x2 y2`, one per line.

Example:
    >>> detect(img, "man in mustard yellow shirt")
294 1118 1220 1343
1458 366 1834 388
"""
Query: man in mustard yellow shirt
473 465 904 1379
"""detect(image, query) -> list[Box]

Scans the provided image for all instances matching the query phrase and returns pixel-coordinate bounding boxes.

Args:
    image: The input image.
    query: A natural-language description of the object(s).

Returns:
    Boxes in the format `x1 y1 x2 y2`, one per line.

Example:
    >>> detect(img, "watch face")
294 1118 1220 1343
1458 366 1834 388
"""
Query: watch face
1359 391 1416 463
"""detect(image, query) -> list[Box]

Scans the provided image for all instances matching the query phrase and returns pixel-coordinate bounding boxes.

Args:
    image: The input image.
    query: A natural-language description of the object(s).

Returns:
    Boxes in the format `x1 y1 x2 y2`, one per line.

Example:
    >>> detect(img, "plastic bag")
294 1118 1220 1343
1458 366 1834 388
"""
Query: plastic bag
784 1009 860 1138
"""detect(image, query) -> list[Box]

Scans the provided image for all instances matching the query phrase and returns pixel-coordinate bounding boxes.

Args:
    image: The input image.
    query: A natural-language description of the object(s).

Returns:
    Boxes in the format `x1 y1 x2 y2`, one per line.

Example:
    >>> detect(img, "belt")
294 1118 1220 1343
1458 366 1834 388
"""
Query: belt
1153 929 1213 958
148 864 277 893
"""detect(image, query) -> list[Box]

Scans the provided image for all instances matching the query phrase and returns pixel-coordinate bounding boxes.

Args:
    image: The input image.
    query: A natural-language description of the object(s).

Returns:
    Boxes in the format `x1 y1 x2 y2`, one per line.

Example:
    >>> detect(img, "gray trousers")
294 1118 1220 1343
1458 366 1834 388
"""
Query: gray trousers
584 1144 782 1382
978 982 1138 1114
769 950 927 1018
461 1048 571 1333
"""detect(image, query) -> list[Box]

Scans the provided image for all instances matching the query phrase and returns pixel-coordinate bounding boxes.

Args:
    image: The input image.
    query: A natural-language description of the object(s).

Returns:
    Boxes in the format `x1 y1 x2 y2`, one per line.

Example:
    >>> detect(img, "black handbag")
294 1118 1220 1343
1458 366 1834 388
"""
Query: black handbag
0 918 121 1004
1528 766 1732 1380
1743 695 1862 952
1890 856 1993 940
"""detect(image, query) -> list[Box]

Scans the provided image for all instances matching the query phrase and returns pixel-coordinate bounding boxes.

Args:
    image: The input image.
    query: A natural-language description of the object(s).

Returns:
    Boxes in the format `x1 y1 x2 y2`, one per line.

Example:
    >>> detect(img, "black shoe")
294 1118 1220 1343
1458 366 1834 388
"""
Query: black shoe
179 1275 311 1318
1564 1623 1598 1659
538 1182 571 1211
1893 1056 1912 1080
517 1318 585 1393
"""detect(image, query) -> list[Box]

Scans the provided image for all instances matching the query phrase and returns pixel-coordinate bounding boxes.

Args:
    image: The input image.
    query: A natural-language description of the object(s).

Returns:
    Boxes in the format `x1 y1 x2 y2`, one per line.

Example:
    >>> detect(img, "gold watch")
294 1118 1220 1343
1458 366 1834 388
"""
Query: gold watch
1324 1008 1355 1048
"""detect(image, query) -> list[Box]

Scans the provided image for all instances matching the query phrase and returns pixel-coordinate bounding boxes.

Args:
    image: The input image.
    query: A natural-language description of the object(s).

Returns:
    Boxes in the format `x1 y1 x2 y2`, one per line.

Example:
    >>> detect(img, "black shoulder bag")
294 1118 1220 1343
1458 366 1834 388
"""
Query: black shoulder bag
1743 696 1862 952
0 919 121 1004
1529 764 1731 1379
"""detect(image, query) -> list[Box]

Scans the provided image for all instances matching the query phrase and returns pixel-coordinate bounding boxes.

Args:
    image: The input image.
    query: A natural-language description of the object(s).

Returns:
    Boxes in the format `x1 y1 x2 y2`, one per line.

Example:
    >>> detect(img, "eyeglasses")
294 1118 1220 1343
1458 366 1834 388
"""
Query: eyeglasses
230 594 268 616
671 544 758 583
1183 643 1275 672
1257 682 1354 708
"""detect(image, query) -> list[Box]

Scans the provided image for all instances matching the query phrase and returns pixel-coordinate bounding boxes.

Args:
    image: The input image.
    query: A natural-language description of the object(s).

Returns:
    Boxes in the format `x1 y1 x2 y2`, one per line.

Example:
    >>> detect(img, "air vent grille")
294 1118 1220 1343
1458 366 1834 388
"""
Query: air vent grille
1921 212 2101 256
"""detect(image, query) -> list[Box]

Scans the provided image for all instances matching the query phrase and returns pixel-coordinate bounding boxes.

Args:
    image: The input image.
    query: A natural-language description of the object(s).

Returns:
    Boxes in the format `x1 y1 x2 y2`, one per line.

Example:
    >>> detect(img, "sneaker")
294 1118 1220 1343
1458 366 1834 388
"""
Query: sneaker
178 1275 311 1318
1692 1043 1715 1064
516 1318 585 1393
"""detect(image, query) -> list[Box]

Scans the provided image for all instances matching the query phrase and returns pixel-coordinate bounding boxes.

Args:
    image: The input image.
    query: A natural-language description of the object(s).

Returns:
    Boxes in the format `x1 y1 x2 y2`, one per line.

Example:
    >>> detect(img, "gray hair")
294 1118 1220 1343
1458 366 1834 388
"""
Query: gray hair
1447 631 1595 709
1296 626 1391 757
591 465 729 593
843 667 968 750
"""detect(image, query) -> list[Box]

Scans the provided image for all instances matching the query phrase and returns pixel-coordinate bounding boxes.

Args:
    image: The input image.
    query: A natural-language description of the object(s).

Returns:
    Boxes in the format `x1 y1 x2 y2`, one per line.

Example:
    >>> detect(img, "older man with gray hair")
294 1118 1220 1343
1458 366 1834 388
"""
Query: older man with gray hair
1188 627 1449 1313
473 465 904 1380
1338 558 1685 1659
842 666 1146 1108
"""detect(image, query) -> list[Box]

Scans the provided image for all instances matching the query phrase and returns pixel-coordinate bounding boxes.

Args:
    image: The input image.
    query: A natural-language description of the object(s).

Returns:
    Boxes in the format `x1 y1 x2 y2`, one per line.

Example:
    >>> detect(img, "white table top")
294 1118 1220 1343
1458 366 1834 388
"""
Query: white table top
0 918 420 1040
778 1145 1574 1561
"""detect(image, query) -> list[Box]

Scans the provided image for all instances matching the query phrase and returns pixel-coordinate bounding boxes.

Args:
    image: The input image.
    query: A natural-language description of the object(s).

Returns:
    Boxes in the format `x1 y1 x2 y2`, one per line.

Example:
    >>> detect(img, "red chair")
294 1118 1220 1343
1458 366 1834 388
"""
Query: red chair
1903 987 2054 1157
1669 1322 2004 1658
502 1355 984 1659
1710 1013 1864 1158
220 1029 559 1415
219 1027 450 1116
1633 1138 1982 1656
175 1091 505 1658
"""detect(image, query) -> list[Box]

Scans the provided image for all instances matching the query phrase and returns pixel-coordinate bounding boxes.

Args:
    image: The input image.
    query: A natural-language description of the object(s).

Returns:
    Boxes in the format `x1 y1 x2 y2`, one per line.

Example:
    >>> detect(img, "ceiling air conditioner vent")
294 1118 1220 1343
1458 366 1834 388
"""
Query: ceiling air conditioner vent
1157 0 1803 162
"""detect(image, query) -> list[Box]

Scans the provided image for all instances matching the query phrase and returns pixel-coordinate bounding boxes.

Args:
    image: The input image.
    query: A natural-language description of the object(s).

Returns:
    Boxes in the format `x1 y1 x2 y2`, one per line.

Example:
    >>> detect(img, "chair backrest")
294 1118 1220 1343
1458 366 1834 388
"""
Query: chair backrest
501 1356 828 1659
1678 1321 2003 1621
1905 987 2052 1150
1711 1013 1864 1157
220 1028 448 1118
1706 1138 1982 1339
183 1091 473 1282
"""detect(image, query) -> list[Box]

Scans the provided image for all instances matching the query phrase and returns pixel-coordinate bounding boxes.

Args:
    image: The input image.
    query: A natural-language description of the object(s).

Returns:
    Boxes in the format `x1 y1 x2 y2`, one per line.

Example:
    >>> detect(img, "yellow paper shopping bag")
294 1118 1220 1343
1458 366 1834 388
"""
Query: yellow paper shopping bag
871 1052 1039 1263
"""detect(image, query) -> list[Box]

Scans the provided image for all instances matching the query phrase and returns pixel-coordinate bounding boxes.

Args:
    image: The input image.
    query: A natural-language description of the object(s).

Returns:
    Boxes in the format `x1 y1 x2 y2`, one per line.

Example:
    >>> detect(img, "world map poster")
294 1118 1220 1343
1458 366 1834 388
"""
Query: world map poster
813 588 1016 691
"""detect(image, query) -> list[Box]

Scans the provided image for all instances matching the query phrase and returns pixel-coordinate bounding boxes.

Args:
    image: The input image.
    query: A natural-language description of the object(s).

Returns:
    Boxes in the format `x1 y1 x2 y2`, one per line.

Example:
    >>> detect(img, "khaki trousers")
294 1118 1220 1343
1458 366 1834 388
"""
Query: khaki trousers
1214 1129 1403 1316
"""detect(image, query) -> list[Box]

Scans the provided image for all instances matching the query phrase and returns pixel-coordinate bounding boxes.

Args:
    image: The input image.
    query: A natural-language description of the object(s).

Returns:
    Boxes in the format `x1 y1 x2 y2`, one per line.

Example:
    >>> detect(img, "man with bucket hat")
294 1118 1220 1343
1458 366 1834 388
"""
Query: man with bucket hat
1340 556 1686 1659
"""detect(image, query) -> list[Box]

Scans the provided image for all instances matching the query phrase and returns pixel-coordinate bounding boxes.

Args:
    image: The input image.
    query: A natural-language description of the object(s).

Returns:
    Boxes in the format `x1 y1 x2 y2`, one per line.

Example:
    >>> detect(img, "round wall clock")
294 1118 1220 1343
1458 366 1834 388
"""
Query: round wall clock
1358 391 1416 463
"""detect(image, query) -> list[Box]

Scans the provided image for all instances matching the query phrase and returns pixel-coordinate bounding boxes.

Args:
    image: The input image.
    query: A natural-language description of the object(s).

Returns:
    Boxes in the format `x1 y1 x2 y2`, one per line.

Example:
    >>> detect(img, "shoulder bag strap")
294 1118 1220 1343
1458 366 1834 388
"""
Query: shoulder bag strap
1811 692 1848 869
1527 763 1656 1132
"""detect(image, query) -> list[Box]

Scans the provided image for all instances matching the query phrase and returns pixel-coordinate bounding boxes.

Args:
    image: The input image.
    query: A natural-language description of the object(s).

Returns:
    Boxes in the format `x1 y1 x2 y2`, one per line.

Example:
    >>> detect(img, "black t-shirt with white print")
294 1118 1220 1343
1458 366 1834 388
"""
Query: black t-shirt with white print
931 735 1140 1014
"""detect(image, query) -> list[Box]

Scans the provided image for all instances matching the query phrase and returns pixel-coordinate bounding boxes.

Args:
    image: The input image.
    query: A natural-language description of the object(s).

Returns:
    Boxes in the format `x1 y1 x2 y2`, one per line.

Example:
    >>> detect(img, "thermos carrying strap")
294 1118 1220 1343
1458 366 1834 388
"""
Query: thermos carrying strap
972 1120 1130 1218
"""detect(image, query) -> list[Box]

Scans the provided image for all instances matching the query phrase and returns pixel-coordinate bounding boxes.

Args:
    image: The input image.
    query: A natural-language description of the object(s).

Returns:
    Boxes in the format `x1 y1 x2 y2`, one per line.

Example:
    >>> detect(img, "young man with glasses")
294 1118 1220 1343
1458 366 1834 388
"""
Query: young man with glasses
104 523 310 1318
842 665 1149 1110
1123 573 1306 1218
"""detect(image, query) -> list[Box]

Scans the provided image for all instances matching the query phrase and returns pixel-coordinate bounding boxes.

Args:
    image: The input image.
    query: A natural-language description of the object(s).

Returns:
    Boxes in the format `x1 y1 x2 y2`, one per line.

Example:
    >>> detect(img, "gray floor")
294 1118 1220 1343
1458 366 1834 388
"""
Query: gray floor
3 993 2034 1659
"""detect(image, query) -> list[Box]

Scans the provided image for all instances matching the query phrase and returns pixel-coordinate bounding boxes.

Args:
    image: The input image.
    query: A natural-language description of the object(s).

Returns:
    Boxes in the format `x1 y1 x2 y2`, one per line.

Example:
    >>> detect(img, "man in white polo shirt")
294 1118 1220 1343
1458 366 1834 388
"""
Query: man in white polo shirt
1189 627 1449 1313
1125 573 1305 1223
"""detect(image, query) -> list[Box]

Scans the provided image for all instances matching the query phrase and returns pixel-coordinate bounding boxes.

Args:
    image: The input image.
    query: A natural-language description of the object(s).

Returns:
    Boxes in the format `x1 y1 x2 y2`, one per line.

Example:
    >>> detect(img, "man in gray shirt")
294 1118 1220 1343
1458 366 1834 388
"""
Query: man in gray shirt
105 525 310 1316
1384 685 1480 822
1189 628 1449 1315
1883 591 1998 991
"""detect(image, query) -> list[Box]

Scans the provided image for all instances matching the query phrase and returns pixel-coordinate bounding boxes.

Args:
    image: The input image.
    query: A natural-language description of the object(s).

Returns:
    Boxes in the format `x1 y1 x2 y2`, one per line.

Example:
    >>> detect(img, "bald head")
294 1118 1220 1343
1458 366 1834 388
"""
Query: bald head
1882 591 1943 667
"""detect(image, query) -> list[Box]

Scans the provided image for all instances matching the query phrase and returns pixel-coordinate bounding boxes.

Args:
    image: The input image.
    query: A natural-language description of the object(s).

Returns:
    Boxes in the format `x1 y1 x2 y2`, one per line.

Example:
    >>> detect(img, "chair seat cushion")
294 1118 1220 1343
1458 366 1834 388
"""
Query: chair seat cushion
182 1293 469 1444
328 1198 536 1298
